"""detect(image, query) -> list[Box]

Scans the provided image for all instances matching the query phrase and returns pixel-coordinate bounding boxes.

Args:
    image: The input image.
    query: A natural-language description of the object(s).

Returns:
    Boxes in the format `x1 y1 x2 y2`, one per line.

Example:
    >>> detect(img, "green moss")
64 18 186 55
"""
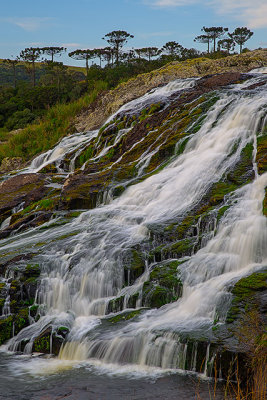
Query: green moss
0 316 13 345
66 211 83 218
226 142 254 186
57 326 69 334
107 309 141 323
25 263 40 276
256 134 267 175
227 271 267 323
142 260 183 308
209 182 237 206
76 145 93 168
263 188 267 217
217 205 230 221
34 335 50 353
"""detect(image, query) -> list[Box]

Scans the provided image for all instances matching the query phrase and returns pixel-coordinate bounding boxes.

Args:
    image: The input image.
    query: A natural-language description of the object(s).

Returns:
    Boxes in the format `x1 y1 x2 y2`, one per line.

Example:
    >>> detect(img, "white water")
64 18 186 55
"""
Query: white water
22 130 98 174
1 74 267 375
106 77 198 123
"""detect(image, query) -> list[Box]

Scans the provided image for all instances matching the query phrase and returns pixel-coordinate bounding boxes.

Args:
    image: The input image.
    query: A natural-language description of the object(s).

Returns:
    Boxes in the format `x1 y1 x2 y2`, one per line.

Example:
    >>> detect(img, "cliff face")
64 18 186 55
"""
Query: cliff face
75 49 267 132
0 62 266 377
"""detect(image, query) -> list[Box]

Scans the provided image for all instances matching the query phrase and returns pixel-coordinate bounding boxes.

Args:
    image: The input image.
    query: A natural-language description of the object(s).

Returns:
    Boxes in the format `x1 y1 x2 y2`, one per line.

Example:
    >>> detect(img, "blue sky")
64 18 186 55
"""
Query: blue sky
1 0 267 66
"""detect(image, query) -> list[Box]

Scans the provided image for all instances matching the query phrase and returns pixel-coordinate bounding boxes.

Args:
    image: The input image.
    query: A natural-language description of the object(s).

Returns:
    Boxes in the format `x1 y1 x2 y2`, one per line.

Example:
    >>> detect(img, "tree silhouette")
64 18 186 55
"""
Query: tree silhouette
102 47 115 66
217 38 235 54
194 34 213 54
201 27 228 52
19 47 43 86
68 49 95 78
41 46 66 62
228 27 253 54
134 47 160 61
102 30 134 64
161 41 182 57
3 57 20 88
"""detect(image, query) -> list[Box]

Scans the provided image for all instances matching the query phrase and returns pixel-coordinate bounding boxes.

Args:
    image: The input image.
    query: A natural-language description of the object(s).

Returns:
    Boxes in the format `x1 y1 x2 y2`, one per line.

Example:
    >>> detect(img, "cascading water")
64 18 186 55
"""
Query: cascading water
0 71 267 379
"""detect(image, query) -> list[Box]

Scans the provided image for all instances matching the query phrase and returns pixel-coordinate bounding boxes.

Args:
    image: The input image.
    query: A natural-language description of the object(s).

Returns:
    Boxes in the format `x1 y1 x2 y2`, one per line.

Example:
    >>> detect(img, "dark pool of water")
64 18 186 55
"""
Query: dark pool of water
0 352 224 400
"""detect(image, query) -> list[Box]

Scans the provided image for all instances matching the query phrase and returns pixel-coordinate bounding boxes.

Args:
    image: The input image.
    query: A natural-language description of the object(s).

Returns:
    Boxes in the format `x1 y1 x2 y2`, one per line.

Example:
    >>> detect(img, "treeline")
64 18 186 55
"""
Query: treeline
0 26 254 134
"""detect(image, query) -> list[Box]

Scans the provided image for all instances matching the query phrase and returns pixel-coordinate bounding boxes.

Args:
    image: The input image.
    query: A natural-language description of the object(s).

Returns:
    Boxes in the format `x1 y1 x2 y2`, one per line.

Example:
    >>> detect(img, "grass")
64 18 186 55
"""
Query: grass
196 309 266 400
0 80 107 164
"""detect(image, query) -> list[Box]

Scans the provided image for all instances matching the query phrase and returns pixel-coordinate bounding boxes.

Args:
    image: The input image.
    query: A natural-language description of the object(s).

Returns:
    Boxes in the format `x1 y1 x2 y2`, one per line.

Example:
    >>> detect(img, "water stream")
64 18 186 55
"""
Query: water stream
0 71 266 395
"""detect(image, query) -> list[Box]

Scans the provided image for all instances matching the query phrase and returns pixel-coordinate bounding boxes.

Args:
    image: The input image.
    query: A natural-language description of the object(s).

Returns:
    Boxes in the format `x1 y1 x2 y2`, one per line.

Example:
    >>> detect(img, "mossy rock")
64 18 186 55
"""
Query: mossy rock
226 142 254 186
124 249 146 285
107 309 142 324
142 260 183 308
263 188 267 217
0 316 13 345
256 134 267 175
226 270 267 323
33 326 67 354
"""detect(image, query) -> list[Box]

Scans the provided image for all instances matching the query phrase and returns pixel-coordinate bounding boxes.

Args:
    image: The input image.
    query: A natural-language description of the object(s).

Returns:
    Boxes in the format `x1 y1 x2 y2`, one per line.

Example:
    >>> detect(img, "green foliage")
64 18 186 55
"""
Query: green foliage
228 27 254 53
5 108 36 130
0 89 100 163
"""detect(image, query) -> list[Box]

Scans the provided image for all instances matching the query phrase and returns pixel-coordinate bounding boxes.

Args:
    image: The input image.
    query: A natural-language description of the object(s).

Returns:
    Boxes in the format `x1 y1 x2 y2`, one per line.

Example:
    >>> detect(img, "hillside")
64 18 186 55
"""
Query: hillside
0 59 86 86
0 51 266 391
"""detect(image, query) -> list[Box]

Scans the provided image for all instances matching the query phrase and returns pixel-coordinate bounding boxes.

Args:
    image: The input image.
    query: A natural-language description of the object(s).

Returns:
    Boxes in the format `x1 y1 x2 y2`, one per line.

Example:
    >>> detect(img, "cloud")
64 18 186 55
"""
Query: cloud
144 0 267 28
4 17 53 31
62 43 82 48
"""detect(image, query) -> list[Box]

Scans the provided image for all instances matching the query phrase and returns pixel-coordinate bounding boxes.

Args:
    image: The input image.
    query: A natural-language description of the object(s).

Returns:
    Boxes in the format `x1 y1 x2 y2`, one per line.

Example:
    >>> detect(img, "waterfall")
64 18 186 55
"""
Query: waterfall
1 72 267 375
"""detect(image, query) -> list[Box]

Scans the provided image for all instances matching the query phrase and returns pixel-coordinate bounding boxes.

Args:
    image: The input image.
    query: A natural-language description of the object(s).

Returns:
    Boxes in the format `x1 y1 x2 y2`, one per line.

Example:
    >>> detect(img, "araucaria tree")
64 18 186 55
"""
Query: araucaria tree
102 30 134 64
161 41 182 58
19 47 43 86
194 34 213 54
68 49 95 78
41 46 66 62
217 38 235 54
228 27 254 53
201 26 228 52
138 47 161 61
3 57 20 88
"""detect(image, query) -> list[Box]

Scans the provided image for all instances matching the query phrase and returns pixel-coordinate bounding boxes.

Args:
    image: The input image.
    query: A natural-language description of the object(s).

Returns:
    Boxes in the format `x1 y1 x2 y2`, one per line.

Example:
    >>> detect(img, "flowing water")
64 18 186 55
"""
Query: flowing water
0 70 266 398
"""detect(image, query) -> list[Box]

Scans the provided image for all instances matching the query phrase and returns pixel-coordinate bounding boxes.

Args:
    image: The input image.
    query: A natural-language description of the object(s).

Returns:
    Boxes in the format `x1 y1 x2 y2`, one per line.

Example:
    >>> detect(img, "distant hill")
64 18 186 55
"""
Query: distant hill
0 60 86 86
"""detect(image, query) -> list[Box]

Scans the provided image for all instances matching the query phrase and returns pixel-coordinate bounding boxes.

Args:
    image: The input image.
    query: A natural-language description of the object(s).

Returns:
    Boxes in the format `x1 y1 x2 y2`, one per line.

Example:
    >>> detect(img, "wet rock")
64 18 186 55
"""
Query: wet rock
0 157 24 173
33 326 69 355
75 50 267 132
0 173 48 223
0 211 53 239
62 72 250 210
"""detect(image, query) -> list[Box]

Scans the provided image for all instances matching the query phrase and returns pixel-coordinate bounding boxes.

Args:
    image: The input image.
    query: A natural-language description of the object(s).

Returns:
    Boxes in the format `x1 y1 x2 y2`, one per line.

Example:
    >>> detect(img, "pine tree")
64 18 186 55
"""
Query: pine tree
102 30 134 64
228 27 253 54
19 47 43 86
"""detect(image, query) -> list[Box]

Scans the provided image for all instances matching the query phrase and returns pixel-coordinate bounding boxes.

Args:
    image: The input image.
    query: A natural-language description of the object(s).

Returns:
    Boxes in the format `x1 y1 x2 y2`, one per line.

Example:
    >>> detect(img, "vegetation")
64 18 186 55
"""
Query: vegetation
228 27 254 54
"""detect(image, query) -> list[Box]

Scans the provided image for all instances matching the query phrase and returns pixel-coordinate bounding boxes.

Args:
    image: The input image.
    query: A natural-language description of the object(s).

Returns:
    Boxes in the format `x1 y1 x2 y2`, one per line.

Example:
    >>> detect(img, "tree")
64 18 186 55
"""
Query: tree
134 47 161 61
120 49 136 64
228 27 253 54
135 48 144 59
201 26 228 52
194 34 213 54
41 46 66 62
19 47 43 86
217 38 235 54
102 30 134 64
102 47 115 66
93 48 106 67
2 57 20 88
161 41 183 57
181 47 200 60
68 49 95 78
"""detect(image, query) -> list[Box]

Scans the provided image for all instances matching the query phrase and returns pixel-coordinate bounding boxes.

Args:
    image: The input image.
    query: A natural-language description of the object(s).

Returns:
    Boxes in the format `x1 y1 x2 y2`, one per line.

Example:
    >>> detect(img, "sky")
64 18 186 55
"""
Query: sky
1 0 267 66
